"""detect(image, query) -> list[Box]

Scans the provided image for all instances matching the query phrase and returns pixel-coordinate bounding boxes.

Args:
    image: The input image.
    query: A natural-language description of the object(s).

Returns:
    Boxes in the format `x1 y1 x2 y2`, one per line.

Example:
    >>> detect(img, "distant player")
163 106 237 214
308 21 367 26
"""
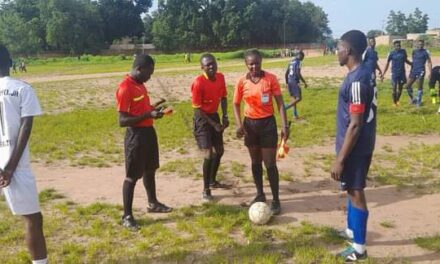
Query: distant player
429 66 440 105
405 39 432 107
363 36 383 89
331 30 376 262
0 44 47 264
116 54 172 230
233 49 289 215
191 54 229 202
382 40 412 106
284 50 308 119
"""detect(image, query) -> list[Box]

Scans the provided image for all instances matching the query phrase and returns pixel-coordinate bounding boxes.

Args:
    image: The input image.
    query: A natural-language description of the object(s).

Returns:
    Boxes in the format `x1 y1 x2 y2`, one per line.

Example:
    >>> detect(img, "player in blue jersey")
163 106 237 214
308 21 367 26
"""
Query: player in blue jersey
363 36 383 88
331 30 377 262
284 51 307 119
428 66 440 106
382 40 412 106
405 39 432 107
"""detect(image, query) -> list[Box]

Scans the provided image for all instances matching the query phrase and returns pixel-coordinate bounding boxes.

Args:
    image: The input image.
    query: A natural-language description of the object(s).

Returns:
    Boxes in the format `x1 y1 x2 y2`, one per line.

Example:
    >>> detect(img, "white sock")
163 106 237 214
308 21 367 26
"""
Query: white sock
352 243 366 254
32 258 47 264
345 228 354 239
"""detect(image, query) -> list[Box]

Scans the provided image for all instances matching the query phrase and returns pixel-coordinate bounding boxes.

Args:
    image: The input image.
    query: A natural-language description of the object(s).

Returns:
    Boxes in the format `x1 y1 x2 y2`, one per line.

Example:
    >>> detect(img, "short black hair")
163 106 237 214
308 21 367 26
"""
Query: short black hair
393 40 401 45
0 44 12 68
132 54 154 69
200 53 215 63
244 49 262 59
368 36 376 40
340 30 367 57
297 50 305 57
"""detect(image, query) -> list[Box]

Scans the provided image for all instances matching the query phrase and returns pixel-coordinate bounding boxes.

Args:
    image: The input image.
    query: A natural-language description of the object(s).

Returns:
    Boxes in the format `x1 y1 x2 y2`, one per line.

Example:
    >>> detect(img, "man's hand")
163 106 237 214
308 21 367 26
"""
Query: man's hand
236 126 246 138
0 169 13 188
151 110 164 119
304 82 308 88
281 126 290 141
330 159 344 181
222 116 229 129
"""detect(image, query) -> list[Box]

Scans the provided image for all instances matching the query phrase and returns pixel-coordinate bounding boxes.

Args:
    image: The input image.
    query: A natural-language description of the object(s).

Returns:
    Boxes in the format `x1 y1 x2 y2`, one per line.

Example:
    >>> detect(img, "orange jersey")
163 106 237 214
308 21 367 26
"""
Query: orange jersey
116 75 154 127
233 71 282 119
191 72 227 114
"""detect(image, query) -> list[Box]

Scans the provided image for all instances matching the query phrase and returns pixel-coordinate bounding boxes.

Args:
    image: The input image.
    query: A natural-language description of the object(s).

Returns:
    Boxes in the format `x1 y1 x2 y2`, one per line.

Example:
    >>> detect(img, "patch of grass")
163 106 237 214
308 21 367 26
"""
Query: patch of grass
159 157 200 179
39 188 65 204
415 235 440 252
380 220 396 229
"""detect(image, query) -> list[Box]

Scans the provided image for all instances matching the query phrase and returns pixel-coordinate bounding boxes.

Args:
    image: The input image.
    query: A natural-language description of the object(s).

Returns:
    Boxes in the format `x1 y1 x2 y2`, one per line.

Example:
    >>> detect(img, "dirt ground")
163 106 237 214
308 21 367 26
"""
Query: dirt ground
21 56 440 262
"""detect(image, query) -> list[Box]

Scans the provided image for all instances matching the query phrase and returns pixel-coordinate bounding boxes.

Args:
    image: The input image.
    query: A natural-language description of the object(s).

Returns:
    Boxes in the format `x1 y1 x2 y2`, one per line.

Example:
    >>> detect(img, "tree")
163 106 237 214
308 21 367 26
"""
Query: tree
98 0 152 44
386 9 429 35
407 8 429 33
367 30 384 38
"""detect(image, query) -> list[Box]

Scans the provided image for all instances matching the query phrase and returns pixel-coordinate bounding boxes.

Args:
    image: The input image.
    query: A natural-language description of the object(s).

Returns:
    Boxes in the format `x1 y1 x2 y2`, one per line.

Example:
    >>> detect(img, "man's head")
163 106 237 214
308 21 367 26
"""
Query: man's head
131 54 155 83
244 49 262 77
368 36 376 48
416 39 425 49
337 30 367 67
393 40 401 51
296 50 305 61
0 44 12 76
200 53 217 79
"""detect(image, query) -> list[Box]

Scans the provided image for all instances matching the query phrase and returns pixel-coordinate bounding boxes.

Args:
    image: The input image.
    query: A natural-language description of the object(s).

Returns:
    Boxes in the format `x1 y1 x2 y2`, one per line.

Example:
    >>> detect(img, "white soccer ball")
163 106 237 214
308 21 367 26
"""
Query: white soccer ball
248 202 272 225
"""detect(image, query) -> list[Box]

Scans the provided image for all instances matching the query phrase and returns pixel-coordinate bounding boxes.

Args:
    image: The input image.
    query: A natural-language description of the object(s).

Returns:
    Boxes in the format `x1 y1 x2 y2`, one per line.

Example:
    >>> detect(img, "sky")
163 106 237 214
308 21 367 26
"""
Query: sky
150 0 440 38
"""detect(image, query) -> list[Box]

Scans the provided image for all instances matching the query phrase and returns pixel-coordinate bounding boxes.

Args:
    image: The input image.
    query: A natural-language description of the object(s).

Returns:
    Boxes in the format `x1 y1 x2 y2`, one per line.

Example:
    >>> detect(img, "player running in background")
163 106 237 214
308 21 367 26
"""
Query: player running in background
191 53 229 202
116 54 172 230
428 66 440 106
382 40 412 106
0 44 47 264
405 39 432 107
233 49 289 215
363 36 383 89
284 50 308 119
331 30 377 262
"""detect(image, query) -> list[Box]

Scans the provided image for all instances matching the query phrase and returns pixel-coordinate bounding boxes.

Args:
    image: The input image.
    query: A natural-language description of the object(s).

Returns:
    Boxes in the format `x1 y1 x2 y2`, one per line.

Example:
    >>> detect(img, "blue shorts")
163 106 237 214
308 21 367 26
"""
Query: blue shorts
340 155 372 191
391 73 406 86
288 81 301 99
409 70 425 80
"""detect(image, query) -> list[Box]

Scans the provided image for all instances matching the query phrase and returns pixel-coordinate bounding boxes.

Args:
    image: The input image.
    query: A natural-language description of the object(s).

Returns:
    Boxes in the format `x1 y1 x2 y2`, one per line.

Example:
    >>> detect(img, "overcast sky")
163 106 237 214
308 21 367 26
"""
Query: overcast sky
150 0 440 38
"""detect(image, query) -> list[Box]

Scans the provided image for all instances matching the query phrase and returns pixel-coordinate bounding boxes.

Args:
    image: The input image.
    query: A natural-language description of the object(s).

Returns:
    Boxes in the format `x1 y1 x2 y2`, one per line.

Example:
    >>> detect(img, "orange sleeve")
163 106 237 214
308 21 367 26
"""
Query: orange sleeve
191 77 202 108
271 75 282 96
233 77 244 104
116 85 131 112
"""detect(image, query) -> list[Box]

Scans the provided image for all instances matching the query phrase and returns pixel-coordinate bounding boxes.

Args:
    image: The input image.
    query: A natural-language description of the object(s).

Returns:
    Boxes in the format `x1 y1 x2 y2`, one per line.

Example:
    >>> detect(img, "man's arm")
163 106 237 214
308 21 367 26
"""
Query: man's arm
194 108 223 132
274 94 289 141
382 60 390 77
118 110 162 127
0 117 33 187
427 55 433 79
331 113 363 181
298 69 307 88
220 97 229 128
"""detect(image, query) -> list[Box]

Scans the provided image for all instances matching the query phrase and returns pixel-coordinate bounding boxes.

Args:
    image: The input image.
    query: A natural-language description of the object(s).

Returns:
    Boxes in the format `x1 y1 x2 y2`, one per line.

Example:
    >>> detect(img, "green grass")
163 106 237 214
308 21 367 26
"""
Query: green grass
1 190 366 263
415 235 440 252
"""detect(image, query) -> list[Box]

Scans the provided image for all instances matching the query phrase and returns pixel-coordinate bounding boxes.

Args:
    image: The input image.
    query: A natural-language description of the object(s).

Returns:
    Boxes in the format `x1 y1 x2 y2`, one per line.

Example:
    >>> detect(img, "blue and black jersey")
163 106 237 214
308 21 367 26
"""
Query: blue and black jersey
285 58 301 84
411 48 430 74
336 64 376 156
363 46 379 76
387 49 407 77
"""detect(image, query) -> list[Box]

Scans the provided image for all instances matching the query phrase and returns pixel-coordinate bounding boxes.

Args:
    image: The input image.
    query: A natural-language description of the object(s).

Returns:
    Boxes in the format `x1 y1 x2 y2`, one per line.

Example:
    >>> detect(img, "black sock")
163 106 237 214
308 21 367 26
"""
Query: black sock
251 163 264 195
123 179 137 217
267 165 280 201
143 171 157 204
209 153 222 184
203 158 212 190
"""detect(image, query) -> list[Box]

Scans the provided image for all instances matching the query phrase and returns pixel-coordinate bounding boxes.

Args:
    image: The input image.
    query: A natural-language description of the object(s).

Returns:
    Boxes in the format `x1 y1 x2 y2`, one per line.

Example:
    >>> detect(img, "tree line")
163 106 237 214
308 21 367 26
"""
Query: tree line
0 0 331 55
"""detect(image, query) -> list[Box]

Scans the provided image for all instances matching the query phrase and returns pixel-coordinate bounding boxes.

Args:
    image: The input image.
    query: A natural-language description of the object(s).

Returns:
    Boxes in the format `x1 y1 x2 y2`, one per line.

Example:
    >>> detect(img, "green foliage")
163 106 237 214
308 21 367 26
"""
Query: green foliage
415 235 440 251
386 8 429 35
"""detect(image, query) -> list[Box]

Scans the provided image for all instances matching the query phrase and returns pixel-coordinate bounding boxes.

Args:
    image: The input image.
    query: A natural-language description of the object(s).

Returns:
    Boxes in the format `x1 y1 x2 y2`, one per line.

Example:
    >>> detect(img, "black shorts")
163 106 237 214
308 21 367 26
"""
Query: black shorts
429 71 440 88
124 127 159 179
193 112 223 149
340 155 372 191
243 115 278 148
288 81 302 99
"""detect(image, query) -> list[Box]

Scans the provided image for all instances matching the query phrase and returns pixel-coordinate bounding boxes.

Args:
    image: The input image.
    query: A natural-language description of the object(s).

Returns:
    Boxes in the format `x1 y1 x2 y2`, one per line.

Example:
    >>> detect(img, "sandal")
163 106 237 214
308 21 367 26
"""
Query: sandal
147 202 173 213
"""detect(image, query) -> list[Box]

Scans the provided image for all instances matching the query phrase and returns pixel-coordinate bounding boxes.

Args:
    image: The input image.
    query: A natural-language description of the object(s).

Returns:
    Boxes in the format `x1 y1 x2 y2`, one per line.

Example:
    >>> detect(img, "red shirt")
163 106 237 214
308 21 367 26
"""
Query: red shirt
116 75 153 127
191 72 227 114
233 71 282 119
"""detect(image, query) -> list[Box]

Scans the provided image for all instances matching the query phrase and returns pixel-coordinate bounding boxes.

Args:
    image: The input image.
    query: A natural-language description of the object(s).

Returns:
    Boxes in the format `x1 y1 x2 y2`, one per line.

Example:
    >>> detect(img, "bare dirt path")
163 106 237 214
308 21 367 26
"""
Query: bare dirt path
33 134 440 263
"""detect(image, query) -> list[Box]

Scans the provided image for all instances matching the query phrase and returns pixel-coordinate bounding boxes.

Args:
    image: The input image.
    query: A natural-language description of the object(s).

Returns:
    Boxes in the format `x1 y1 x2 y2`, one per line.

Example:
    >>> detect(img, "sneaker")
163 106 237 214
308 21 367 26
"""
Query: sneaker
270 200 281 215
337 246 367 262
147 202 173 213
121 215 139 231
202 189 214 202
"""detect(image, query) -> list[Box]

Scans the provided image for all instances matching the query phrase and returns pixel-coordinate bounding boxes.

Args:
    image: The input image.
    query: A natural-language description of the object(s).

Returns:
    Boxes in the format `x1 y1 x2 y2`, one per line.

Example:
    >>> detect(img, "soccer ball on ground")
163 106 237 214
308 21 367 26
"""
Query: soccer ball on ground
248 202 272 225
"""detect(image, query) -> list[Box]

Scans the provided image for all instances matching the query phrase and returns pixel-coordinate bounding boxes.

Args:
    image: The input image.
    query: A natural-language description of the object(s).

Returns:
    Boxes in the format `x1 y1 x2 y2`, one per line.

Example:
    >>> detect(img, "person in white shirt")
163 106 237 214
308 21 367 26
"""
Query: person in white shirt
0 44 47 264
